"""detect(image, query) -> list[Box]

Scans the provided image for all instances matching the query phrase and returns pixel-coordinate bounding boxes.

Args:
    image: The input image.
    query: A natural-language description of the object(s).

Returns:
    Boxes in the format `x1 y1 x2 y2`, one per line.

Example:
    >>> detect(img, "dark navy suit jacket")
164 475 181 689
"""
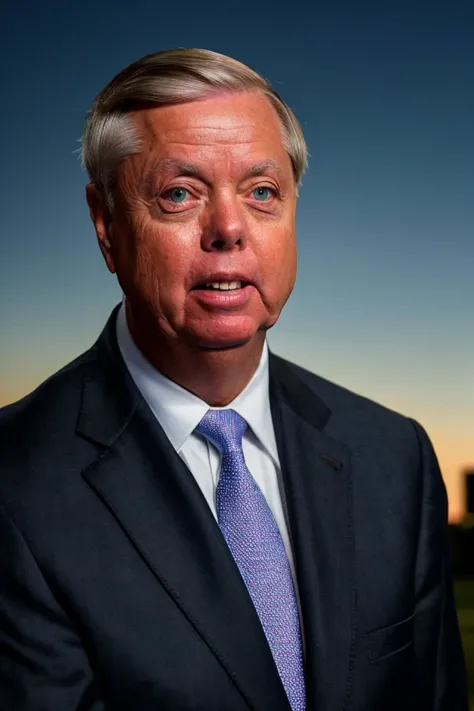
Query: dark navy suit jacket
0 306 468 710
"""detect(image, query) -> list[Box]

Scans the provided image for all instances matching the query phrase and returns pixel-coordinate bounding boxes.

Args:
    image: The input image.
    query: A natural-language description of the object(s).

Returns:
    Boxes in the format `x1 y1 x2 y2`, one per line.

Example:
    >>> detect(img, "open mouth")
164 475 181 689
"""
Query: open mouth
193 280 250 291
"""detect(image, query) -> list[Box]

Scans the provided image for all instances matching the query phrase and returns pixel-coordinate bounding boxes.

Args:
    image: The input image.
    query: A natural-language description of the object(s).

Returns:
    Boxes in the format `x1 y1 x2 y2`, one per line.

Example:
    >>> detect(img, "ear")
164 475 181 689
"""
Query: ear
86 183 116 274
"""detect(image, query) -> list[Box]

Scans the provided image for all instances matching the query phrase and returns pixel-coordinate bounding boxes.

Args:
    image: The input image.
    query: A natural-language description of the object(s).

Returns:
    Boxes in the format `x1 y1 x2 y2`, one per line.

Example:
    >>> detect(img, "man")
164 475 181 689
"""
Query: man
0 48 468 711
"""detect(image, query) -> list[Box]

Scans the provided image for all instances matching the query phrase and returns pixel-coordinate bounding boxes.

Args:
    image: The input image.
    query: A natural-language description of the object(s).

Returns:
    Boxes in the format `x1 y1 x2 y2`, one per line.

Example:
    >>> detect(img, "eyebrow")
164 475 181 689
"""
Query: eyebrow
245 160 281 177
149 158 203 178
145 158 282 187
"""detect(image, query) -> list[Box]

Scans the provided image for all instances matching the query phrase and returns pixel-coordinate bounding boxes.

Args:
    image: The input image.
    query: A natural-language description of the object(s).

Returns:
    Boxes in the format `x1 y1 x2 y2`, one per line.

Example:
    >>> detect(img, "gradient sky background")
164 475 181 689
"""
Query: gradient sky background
1 0 472 518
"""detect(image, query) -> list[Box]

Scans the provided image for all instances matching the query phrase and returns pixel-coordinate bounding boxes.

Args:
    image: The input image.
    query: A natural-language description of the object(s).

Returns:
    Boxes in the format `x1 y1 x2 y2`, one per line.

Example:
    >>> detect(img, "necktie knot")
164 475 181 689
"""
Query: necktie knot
196 409 247 455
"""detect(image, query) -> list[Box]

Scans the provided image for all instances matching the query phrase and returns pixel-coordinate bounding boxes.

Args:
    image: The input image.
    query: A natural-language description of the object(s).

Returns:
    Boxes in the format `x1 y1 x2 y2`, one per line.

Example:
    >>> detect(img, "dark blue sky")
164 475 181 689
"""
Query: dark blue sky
1 0 473 514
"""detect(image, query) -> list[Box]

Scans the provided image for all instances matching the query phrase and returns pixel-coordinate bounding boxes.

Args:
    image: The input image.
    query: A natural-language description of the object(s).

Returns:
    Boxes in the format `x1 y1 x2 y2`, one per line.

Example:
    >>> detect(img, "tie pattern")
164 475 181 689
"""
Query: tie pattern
196 409 305 711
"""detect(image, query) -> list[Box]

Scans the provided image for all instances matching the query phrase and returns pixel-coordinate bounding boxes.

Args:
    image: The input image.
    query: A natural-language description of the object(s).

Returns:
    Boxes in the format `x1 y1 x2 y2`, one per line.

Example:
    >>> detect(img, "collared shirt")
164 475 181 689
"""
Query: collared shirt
115 302 299 587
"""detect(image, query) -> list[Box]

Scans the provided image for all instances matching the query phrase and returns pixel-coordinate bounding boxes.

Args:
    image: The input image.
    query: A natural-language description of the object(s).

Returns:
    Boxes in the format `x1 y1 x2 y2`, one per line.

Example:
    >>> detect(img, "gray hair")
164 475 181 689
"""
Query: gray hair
81 48 308 206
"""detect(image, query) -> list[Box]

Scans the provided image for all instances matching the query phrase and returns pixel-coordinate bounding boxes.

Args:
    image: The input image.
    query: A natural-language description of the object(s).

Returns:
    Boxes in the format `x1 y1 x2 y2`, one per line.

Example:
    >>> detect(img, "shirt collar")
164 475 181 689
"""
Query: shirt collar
116 302 279 465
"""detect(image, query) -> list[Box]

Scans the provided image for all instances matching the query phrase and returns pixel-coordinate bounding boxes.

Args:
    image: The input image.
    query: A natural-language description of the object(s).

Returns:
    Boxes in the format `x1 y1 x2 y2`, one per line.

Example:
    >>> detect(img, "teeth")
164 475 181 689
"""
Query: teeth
205 281 242 290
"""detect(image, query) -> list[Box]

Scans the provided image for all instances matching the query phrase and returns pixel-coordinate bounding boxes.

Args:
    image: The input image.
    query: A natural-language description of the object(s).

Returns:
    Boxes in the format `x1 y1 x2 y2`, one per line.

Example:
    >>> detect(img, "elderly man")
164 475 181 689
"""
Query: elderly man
0 48 467 711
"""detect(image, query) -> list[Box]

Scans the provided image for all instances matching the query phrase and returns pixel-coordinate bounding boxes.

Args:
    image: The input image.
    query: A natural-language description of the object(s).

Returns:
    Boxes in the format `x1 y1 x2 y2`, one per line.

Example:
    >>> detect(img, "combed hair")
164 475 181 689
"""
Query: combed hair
81 48 308 205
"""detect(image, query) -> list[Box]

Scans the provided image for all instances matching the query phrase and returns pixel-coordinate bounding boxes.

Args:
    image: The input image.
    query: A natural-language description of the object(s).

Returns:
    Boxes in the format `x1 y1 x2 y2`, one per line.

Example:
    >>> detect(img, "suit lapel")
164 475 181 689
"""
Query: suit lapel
78 312 291 711
269 354 356 711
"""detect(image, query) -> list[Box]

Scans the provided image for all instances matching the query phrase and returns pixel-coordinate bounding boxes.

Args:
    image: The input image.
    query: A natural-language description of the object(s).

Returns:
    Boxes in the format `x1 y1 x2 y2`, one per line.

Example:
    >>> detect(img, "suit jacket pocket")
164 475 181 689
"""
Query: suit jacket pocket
364 612 414 662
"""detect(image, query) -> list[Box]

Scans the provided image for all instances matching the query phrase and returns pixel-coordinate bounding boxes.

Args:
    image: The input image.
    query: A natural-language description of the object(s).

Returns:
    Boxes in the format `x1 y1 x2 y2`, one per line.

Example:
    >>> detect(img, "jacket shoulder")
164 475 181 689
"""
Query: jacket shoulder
0 347 100 489
275 354 417 437
0 347 96 429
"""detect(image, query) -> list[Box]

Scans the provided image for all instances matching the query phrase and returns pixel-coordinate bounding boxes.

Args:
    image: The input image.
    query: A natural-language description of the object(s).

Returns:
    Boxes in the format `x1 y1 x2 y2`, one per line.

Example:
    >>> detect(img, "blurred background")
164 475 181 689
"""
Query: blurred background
1 0 473 702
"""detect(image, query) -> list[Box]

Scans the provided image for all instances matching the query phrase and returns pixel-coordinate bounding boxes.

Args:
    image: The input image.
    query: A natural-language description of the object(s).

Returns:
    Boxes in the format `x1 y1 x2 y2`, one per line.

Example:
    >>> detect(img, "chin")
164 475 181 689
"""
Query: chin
189 315 263 351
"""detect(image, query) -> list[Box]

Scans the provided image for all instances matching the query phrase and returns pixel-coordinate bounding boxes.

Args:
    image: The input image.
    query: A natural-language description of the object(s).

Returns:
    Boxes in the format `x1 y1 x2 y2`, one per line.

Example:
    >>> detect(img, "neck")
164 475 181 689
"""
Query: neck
125 305 265 407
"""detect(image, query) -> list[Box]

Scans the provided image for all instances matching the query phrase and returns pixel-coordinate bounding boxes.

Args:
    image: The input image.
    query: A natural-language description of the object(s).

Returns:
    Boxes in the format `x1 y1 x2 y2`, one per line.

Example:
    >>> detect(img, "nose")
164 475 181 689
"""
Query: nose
201 192 247 251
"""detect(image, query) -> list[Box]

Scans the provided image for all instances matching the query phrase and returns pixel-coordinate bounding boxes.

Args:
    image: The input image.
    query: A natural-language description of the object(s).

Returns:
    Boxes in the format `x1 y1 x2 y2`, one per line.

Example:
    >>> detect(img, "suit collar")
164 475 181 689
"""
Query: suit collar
78 304 294 461
115 301 279 464
76 304 140 447
268 350 332 432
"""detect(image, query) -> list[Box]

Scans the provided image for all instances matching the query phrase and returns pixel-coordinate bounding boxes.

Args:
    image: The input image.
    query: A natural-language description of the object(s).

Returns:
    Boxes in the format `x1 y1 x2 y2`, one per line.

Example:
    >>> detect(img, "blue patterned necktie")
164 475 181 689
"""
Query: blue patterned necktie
196 409 306 711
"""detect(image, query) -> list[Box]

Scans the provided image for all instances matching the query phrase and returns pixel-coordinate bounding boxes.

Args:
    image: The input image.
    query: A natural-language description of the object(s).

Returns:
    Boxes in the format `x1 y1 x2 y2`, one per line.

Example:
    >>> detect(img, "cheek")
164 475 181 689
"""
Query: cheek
261 227 297 286
156 235 191 279
117 216 193 293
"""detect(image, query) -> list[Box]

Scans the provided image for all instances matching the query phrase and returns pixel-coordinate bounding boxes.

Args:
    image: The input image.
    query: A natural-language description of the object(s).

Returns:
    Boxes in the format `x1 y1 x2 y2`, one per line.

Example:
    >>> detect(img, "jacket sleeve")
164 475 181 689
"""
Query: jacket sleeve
0 501 105 711
410 419 469 711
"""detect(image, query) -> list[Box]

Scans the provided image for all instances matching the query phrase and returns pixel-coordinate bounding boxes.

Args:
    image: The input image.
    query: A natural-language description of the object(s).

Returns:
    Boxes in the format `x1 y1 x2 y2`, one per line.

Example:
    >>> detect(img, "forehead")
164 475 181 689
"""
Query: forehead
130 92 291 176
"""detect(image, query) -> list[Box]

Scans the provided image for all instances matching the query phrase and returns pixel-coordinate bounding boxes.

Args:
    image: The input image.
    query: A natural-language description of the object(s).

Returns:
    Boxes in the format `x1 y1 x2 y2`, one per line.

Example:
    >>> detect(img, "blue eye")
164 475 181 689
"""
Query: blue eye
169 187 188 203
252 186 272 201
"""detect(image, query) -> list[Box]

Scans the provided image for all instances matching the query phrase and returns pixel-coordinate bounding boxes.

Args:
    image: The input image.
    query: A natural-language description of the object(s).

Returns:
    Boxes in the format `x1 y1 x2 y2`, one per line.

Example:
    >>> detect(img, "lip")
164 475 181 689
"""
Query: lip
191 284 255 310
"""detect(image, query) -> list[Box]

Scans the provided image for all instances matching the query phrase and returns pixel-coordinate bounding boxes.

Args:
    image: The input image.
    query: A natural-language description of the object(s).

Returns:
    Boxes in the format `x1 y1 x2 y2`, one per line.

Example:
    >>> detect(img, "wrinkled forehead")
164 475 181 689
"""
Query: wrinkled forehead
125 92 293 182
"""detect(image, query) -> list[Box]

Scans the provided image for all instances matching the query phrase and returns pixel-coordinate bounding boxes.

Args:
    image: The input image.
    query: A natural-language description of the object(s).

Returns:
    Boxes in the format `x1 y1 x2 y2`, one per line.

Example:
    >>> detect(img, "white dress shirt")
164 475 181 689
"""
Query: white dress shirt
115 302 299 589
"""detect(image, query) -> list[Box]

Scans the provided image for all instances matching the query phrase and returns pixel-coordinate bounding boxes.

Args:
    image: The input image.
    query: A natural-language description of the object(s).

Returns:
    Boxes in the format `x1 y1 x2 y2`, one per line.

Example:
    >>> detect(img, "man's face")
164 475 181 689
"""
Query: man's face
96 92 297 350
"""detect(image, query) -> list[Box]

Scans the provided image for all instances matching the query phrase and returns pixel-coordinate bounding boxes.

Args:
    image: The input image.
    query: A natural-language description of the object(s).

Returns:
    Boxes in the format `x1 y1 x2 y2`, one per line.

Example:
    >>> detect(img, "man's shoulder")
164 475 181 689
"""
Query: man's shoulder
0 341 113 541
0 346 99 482
1 347 96 429
275 354 426 476
275 354 415 437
